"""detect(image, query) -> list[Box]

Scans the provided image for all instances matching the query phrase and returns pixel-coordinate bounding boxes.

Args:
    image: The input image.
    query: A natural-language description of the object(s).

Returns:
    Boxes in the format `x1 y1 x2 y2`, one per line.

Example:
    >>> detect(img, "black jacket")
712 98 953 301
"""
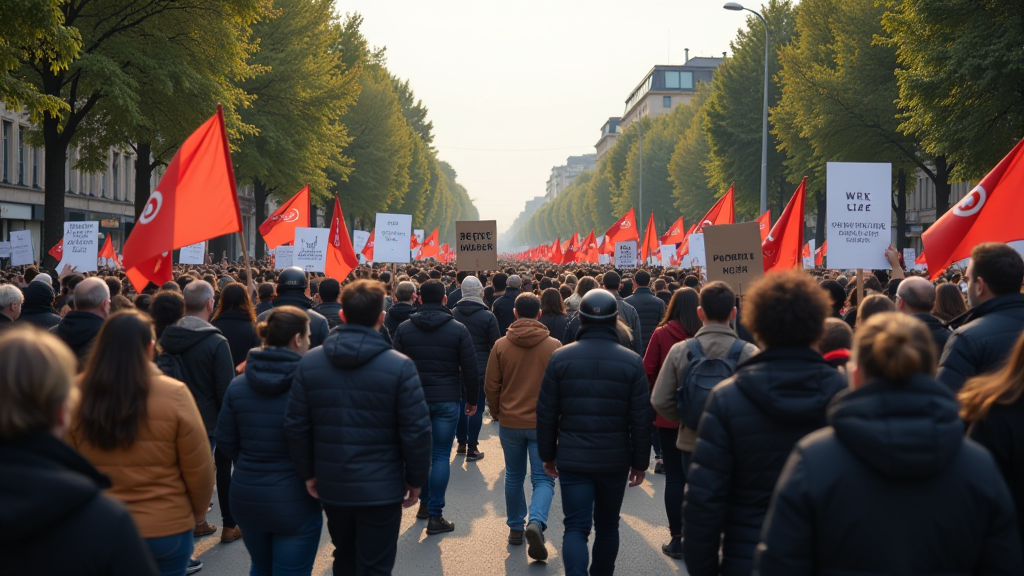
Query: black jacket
159 317 236 435
17 282 61 329
684 347 846 576
49 311 105 366
452 299 500 380
384 302 416 337
284 325 432 507
625 286 666 357
938 294 1024 391
257 290 330 349
492 287 521 335
393 304 480 405
537 324 651 474
969 393 1024 563
255 301 274 316
913 312 951 353
217 347 320 526
0 434 158 576
656 290 673 307
445 287 462 310
539 312 569 341
315 301 343 329
756 376 1023 576
211 309 261 369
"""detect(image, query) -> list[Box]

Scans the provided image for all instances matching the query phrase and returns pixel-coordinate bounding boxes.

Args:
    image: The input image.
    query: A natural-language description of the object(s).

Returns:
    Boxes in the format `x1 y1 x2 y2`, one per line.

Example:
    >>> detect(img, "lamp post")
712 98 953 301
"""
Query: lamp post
638 119 643 248
724 2 769 215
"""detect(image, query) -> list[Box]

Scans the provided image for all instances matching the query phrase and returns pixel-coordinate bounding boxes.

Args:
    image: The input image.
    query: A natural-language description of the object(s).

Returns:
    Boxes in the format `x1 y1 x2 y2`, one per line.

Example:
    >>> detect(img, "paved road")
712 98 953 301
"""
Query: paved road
196 418 690 575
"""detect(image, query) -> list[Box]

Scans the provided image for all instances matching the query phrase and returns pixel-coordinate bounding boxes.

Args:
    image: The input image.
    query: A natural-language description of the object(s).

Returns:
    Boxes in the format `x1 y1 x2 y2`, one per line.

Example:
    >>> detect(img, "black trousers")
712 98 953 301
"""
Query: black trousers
657 427 686 537
323 502 403 576
214 445 235 528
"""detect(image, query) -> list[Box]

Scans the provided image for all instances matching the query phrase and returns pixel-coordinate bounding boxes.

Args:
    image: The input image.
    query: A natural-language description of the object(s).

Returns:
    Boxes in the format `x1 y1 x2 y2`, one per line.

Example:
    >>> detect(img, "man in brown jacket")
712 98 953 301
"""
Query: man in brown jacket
485 292 561 561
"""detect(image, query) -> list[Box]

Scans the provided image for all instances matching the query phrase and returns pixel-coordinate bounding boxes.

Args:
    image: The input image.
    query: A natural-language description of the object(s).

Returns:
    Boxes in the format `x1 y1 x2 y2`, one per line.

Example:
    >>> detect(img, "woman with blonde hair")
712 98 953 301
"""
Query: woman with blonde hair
756 313 1021 575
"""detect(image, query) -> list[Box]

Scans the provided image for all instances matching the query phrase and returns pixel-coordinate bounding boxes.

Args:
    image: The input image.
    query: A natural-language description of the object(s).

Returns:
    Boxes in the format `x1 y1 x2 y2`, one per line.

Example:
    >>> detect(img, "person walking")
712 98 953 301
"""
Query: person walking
756 313 1023 575
50 277 110 367
602 271 643 355
68 311 215 576
256 268 329 349
452 276 499 461
895 276 951 351
682 271 845 576
538 287 569 339
485 292 561 560
492 274 522 335
537 289 651 576
211 282 261 372
285 280 431 575
625 270 667 358
384 281 417 337
313 278 343 329
217 307 322 576
0 328 159 576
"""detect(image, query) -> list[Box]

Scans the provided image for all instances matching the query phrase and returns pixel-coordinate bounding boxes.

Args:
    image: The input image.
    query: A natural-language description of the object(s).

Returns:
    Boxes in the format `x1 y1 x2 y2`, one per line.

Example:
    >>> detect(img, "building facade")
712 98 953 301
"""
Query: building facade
595 117 621 163
546 153 596 201
620 57 723 129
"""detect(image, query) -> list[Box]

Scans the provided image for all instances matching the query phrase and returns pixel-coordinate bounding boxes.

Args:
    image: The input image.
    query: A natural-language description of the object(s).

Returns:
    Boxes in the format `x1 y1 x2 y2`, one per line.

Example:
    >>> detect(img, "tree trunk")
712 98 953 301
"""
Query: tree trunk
42 113 66 268
134 141 153 220
815 189 826 246
894 168 907 250
933 155 952 218
253 178 267 260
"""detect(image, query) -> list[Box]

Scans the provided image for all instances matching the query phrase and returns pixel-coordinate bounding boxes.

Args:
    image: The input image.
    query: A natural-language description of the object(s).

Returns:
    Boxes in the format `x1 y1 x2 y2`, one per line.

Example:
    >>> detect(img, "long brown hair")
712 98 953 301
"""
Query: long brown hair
933 282 967 322
960 331 1024 422
540 288 565 316
75 310 155 450
659 287 701 335
212 282 256 323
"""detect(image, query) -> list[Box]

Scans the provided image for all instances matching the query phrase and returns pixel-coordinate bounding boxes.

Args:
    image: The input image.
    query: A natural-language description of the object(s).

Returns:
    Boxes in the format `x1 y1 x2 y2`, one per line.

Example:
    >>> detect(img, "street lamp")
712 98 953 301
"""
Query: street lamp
724 2 769 215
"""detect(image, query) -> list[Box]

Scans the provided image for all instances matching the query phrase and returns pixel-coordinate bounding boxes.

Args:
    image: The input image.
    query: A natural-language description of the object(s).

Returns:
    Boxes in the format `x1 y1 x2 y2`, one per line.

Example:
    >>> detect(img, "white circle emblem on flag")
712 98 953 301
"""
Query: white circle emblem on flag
620 220 632 229
702 220 713 228
275 209 300 223
139 191 163 225
953 185 987 217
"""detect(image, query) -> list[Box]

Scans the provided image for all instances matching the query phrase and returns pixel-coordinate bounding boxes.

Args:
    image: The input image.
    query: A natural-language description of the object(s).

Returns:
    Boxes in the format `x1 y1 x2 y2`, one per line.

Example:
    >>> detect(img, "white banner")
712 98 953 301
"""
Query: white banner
373 213 412 263
660 245 675 267
178 241 206 265
9 230 33 266
412 228 424 259
826 162 892 270
598 254 611 265
0 242 10 259
274 245 294 270
615 241 637 268
61 221 99 273
353 230 370 264
686 233 706 267
903 248 919 271
293 228 329 272
803 239 816 269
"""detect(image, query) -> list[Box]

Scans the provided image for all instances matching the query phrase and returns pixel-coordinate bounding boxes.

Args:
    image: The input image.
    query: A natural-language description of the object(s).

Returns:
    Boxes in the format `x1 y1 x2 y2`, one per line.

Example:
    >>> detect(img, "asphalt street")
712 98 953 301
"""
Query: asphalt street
195 417 690 575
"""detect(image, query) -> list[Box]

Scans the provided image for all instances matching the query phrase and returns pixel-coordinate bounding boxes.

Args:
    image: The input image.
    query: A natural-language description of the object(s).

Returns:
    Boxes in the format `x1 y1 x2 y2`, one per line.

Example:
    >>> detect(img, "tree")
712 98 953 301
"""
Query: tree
0 0 80 120
585 168 616 233
669 85 722 223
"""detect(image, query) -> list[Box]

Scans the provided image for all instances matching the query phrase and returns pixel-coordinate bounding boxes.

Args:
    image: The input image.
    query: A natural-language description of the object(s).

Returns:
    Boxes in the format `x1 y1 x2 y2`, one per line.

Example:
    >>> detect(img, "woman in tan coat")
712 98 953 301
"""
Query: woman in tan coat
68 310 214 576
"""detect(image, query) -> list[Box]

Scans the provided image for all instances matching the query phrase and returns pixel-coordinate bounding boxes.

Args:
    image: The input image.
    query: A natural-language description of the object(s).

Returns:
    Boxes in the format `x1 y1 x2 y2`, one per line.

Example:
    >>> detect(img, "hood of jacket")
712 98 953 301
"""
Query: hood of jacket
734 347 840 422
506 319 552 348
21 282 56 314
273 289 313 311
388 302 416 324
324 324 392 369
454 299 489 316
159 316 222 354
948 293 1024 330
409 304 454 332
830 374 963 479
244 346 302 395
52 311 105 349
662 320 692 342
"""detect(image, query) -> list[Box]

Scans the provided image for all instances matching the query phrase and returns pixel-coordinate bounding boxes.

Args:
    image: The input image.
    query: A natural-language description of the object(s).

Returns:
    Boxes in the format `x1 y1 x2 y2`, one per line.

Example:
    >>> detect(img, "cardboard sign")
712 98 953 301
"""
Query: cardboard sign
660 245 675 267
827 162 892 270
61 221 99 272
10 230 33 266
0 242 10 258
803 239 816 269
179 241 206 265
292 227 329 272
615 241 637 268
686 233 707 267
373 213 412 263
274 245 294 270
456 220 498 271
702 222 764 294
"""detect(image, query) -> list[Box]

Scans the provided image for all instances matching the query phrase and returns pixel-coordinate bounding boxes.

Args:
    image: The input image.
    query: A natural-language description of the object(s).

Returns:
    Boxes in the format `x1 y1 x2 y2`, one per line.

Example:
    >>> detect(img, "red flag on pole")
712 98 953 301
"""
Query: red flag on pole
325 197 358 282
98 235 121 268
641 213 659 262
410 235 420 250
419 228 440 259
560 233 581 264
605 208 640 244
756 210 772 243
361 228 375 262
815 240 828 267
599 234 614 256
549 237 562 264
259 185 310 249
48 239 63 261
123 107 242 291
580 230 599 264
922 140 1024 280
762 178 806 272
660 216 686 245
696 185 736 232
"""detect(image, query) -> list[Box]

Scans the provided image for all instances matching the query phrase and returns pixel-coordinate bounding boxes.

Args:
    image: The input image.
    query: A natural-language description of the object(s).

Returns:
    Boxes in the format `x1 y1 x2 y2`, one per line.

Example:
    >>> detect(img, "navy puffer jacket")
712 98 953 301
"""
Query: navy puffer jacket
452 299 500 378
937 293 1024 391
392 304 480 405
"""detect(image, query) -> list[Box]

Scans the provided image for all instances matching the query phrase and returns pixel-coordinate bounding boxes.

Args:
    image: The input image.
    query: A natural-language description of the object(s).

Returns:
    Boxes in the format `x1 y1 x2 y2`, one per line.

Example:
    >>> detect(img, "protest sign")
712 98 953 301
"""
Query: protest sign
615 241 637 268
702 222 764 294
412 228 424 259
353 230 370 263
373 214 412 263
598 254 611 265
803 239 816 269
686 233 707 267
62 221 99 272
274 246 294 269
292 228 329 272
0 242 10 259
179 241 206 265
10 230 33 266
660 245 675 267
903 248 919 271
826 162 892 269
456 220 497 270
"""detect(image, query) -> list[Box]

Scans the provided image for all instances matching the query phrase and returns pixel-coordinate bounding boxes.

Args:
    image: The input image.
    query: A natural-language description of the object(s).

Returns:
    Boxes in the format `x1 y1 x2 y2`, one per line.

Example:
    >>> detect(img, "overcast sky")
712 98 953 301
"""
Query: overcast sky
339 0 753 236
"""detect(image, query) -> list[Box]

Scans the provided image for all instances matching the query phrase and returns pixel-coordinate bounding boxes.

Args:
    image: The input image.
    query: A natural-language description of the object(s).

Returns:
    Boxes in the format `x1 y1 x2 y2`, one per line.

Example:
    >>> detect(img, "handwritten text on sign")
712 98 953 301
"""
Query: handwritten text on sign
63 221 99 272
373 213 412 263
826 162 891 269
455 220 497 271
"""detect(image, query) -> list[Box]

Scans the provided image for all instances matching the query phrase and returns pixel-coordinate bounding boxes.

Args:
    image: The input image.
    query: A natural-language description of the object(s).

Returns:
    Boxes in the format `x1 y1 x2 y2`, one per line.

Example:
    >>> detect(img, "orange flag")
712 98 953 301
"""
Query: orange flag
599 234 615 256
259 185 310 249
756 210 771 242
640 213 659 262
410 235 420 250
660 216 686 245
98 235 121 268
549 237 563 264
580 230 600 264
605 208 640 244
762 178 806 272
48 239 63 261
419 228 440 259
325 197 358 282
361 228 375 262
124 106 242 291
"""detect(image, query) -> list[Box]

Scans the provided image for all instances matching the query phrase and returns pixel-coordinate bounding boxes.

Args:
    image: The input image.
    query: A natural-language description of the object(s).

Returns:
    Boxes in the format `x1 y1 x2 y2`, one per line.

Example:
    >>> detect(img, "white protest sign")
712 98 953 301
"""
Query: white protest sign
687 233 706 267
803 239 816 269
412 228 424 259
373 213 412 263
353 230 370 263
660 245 675 267
179 241 206 265
274 245 294 269
61 221 99 272
615 241 637 268
598 254 611 265
0 242 10 259
9 230 33 266
903 248 918 271
292 227 329 272
827 162 892 270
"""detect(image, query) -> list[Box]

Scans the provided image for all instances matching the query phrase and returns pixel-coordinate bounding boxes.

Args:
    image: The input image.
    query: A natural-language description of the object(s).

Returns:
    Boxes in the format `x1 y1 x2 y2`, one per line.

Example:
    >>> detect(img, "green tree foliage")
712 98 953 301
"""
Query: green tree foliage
586 167 616 233
669 84 721 221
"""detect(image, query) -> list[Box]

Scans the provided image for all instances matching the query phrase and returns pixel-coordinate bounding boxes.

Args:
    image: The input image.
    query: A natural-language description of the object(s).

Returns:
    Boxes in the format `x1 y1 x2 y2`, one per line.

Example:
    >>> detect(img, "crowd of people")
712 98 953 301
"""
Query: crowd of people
1 241 1023 576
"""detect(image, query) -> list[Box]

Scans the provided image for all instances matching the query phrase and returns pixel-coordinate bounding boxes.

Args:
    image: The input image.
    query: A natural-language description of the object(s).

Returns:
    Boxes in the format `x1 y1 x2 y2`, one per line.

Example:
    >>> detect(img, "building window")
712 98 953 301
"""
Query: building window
112 155 119 200
17 126 25 185
1 121 10 182
663 96 672 108
100 170 106 198
664 70 694 90
32 147 39 187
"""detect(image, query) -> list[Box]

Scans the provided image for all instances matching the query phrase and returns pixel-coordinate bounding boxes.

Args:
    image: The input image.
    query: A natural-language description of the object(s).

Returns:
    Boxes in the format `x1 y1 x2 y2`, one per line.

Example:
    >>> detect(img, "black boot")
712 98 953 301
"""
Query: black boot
661 536 683 559
426 515 455 535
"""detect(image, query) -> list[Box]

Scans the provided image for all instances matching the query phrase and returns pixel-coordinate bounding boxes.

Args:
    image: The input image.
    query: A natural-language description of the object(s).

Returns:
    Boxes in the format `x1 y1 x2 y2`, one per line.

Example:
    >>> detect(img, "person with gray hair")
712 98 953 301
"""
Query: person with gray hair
896 276 951 351
384 280 418 337
0 284 24 325
49 277 110 366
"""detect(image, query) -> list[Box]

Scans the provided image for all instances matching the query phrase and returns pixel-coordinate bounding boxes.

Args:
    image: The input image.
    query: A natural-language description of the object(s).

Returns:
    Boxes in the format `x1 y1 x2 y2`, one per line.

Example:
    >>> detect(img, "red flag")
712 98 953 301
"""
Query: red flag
439 243 454 264
325 197 358 282
123 107 242 291
410 235 420 250
549 237 563 264
641 213 659 262
98 235 121 268
815 240 828 267
605 208 640 244
676 222 699 259
361 228 375 262
756 210 771 243
922 140 1024 280
915 250 926 266
560 233 581 264
802 243 811 258
259 185 310 249
580 230 599 264
660 216 686 245
599 234 615 256
419 228 440 259
696 185 736 232
762 178 806 272
48 239 63 261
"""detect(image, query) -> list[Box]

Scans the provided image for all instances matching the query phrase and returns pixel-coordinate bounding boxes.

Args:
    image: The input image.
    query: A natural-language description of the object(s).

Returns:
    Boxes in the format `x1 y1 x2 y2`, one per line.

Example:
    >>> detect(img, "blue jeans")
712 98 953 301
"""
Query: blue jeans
420 401 459 516
499 426 554 531
235 511 322 576
146 529 193 576
559 470 628 576
456 377 485 448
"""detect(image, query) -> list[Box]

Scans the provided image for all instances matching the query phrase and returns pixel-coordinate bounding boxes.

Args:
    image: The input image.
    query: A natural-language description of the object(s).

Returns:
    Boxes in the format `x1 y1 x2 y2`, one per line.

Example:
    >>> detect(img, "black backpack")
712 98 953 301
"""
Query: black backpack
156 352 189 384
676 338 746 429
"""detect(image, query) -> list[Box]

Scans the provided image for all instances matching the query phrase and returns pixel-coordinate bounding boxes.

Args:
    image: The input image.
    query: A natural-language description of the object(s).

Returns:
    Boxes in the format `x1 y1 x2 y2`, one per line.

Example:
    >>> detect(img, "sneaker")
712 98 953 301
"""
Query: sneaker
654 459 665 475
416 502 430 520
466 449 485 462
525 522 548 561
220 525 242 543
508 529 524 546
193 521 216 538
661 537 683 559
186 557 203 574
426 515 455 535
456 442 467 455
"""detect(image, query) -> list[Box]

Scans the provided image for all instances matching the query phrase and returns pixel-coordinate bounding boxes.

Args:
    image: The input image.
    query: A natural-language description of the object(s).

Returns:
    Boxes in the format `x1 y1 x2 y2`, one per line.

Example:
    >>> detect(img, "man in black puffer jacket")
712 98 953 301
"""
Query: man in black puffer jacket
257 267 329 348
313 277 343 329
537 289 650 576
451 276 500 461
384 280 417 336
492 274 522 335
684 271 845 576
285 280 431 576
393 279 479 535
624 270 666 357
938 243 1024 392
